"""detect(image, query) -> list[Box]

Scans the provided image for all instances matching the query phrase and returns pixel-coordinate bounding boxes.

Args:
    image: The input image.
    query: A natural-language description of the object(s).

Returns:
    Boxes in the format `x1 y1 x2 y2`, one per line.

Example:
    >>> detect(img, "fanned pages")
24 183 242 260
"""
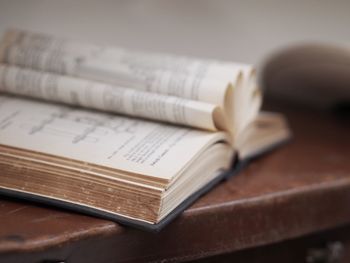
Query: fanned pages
0 28 261 138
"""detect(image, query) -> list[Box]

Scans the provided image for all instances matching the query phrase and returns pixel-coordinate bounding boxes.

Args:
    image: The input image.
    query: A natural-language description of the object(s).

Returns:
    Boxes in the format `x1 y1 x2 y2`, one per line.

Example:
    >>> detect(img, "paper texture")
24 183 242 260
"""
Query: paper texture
0 65 225 131
0 95 227 181
0 29 261 136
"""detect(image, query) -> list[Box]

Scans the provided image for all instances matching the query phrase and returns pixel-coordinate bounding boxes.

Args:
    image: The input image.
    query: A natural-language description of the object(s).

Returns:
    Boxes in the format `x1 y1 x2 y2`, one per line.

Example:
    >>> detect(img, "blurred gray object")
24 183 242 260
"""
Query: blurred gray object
261 44 350 109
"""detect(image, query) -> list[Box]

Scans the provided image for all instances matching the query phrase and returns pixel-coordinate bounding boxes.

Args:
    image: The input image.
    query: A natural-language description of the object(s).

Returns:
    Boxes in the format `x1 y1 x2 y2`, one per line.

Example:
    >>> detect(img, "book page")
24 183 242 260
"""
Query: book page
1 28 251 83
0 29 261 135
0 29 251 104
235 112 291 159
0 65 228 132
0 95 229 181
2 28 106 57
0 44 236 108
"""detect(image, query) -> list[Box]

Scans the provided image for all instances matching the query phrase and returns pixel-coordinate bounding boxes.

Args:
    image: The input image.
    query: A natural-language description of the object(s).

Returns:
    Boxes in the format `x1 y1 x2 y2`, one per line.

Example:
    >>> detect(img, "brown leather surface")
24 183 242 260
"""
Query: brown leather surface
0 103 350 263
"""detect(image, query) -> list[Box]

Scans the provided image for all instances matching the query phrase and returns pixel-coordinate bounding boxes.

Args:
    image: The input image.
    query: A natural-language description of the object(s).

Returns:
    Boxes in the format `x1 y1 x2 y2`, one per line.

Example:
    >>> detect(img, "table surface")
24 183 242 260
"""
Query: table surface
1 103 350 263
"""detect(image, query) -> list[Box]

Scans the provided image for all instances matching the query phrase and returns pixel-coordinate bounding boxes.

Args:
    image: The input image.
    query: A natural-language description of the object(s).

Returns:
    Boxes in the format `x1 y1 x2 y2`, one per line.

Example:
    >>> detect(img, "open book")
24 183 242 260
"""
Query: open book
0 29 290 230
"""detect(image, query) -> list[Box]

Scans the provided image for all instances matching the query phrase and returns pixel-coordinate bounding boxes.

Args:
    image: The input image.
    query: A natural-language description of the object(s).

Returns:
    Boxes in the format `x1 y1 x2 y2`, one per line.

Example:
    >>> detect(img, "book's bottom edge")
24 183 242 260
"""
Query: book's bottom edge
0 135 290 232
0 166 242 232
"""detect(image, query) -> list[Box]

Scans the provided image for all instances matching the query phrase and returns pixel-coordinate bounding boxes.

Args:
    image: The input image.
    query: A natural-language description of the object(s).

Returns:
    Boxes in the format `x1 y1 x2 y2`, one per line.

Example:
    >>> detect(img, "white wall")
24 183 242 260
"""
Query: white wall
0 0 349 64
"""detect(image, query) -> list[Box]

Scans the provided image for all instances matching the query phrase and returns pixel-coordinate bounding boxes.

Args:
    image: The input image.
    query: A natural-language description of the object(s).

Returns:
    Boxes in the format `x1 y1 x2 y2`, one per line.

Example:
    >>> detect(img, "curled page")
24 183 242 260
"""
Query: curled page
0 65 228 132
0 44 235 107
0 29 261 136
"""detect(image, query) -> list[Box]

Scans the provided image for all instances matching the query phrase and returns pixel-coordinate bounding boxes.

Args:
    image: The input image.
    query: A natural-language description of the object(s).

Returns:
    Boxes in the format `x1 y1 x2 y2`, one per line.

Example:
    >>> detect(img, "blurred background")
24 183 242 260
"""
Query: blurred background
1 0 350 108
0 0 349 65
